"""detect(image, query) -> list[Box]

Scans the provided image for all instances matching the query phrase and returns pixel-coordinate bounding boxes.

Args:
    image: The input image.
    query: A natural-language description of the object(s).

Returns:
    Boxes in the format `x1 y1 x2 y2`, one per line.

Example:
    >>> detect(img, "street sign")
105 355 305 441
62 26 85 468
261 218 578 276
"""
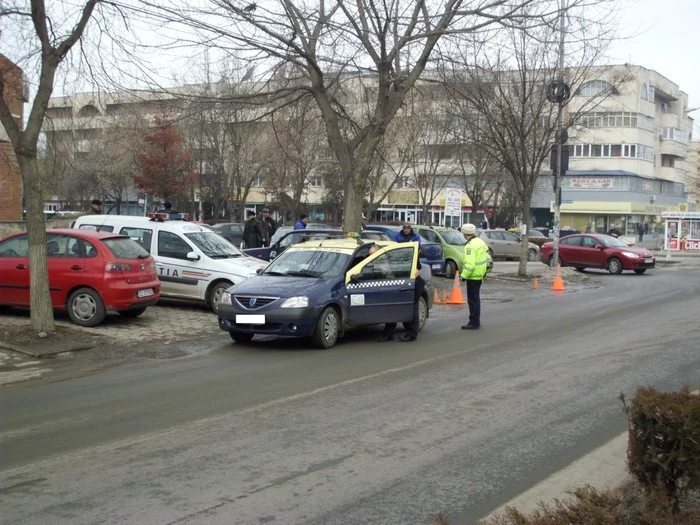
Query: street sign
445 188 462 216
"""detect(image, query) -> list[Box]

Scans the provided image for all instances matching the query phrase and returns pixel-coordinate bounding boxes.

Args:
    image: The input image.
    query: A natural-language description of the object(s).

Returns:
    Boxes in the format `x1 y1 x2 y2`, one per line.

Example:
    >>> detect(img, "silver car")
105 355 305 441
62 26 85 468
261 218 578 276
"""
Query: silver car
477 229 540 261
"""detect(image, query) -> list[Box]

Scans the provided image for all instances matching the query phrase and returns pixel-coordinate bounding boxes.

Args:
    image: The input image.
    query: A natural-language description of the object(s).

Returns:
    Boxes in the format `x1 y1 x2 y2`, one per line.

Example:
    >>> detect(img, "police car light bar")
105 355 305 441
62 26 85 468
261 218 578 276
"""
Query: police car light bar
148 212 168 221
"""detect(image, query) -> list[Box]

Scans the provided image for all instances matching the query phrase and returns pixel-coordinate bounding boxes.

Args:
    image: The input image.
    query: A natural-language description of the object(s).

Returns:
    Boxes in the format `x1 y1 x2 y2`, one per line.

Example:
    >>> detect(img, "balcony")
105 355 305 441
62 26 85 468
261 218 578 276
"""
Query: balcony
658 167 686 182
659 140 687 158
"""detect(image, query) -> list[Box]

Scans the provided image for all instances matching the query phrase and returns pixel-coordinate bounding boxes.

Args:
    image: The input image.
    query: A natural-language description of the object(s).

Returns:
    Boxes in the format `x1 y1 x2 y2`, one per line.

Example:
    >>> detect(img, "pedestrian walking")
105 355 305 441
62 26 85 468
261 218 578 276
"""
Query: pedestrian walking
89 199 102 214
607 225 621 238
460 223 489 330
294 214 309 230
261 207 277 247
637 222 644 242
373 245 425 343
242 210 264 248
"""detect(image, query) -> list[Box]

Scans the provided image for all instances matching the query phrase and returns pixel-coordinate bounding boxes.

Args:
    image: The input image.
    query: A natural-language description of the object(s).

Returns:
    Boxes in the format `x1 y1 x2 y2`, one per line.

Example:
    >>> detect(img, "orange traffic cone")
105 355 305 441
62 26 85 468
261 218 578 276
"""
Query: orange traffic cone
442 290 448 304
446 271 467 305
551 264 565 292
532 277 539 289
433 288 441 305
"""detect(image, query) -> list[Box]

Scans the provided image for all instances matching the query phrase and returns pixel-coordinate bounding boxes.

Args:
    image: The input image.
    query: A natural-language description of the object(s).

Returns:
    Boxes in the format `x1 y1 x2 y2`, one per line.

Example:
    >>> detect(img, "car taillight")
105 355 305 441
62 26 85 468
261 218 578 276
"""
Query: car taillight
149 259 156 269
105 262 133 272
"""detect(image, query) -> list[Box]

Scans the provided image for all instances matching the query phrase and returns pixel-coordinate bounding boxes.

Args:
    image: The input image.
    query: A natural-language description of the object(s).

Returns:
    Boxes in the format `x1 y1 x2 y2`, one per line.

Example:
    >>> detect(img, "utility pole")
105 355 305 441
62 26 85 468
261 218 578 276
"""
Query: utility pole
547 0 571 266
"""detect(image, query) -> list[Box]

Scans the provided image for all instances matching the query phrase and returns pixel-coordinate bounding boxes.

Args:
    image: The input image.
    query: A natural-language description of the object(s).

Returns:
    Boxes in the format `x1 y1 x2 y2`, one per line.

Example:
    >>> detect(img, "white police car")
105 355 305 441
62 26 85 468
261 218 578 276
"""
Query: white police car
73 214 267 312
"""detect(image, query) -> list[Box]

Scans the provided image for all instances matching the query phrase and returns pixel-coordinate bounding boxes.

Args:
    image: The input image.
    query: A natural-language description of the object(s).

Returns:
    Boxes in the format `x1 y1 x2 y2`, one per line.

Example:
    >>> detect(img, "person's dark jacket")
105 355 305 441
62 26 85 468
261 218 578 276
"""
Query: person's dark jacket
243 218 264 248
261 216 277 242
394 228 422 247
607 227 621 238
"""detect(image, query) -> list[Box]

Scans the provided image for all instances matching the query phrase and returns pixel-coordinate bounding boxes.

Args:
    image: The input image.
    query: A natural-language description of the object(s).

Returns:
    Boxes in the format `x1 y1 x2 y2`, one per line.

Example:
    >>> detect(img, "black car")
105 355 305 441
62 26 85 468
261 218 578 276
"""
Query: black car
210 223 245 247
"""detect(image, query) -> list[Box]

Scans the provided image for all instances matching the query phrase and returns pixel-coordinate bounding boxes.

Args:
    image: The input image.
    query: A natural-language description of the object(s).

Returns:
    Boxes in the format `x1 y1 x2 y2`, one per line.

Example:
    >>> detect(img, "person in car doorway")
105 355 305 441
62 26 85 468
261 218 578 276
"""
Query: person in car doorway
295 214 309 230
460 223 489 330
261 208 277 246
371 245 425 343
243 210 264 249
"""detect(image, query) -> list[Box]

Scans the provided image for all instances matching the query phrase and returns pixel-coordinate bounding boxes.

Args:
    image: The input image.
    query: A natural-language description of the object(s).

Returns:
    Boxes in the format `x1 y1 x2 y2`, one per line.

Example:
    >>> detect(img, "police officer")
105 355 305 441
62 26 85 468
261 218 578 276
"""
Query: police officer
460 223 489 330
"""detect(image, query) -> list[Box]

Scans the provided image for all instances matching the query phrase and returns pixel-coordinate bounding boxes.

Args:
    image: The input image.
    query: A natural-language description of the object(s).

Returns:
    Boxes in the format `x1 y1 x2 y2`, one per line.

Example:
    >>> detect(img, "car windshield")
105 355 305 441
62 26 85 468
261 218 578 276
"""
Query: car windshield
102 237 150 259
440 230 467 245
184 232 243 258
599 235 629 248
263 249 351 279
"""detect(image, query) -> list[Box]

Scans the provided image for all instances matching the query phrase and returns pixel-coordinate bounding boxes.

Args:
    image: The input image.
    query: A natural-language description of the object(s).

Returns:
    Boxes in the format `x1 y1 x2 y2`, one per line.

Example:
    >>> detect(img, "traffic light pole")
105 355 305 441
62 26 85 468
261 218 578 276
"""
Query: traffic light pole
552 0 567 267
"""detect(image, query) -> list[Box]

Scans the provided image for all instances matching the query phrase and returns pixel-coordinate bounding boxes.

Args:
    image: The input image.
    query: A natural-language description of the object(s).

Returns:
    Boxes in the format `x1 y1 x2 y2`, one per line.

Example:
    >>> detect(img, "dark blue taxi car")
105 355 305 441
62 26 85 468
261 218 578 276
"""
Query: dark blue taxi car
218 239 433 348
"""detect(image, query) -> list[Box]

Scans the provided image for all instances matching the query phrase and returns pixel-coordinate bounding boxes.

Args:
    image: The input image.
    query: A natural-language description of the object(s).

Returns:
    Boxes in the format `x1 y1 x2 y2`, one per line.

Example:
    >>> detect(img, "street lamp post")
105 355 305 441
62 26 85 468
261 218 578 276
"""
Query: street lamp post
547 0 571 267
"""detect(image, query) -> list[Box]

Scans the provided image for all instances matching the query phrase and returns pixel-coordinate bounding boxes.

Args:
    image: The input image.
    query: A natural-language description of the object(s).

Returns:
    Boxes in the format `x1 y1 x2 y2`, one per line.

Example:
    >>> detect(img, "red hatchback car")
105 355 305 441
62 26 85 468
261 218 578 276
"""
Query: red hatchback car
540 233 655 275
0 229 160 326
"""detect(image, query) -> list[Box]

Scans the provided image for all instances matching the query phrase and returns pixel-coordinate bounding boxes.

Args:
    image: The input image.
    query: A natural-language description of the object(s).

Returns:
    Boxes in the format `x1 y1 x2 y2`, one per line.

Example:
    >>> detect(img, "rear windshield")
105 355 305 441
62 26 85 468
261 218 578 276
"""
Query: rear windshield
102 237 150 259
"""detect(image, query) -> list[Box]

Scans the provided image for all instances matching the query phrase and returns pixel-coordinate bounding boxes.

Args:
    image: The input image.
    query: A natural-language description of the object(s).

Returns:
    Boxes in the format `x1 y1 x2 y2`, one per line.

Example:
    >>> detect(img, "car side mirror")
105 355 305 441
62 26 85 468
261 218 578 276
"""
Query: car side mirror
186 251 200 261
256 267 264 274
349 274 360 283
594 244 604 250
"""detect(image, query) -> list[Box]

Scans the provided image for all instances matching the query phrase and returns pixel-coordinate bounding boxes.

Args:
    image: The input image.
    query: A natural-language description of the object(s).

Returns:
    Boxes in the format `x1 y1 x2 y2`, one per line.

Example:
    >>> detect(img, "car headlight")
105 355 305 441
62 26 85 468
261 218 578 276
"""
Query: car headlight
280 296 309 308
221 292 233 305
621 252 640 259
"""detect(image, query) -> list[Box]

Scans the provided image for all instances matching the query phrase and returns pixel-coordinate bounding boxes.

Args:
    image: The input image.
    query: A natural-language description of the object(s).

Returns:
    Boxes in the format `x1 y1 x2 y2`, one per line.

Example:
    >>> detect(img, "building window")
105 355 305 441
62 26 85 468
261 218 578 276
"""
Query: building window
579 111 653 131
648 86 656 101
576 80 619 97
252 176 264 187
309 176 323 187
641 84 648 100
662 127 689 144
570 143 653 162
395 175 411 188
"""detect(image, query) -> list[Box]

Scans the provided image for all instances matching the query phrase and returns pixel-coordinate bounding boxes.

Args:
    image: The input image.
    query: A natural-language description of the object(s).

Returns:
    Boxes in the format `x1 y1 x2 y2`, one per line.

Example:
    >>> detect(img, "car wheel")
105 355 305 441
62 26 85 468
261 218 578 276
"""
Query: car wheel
574 267 586 272
607 257 623 275
634 269 647 275
67 287 106 327
404 295 428 332
118 307 147 318
548 255 562 267
528 248 538 261
311 307 339 349
209 281 231 314
445 260 457 279
229 331 254 343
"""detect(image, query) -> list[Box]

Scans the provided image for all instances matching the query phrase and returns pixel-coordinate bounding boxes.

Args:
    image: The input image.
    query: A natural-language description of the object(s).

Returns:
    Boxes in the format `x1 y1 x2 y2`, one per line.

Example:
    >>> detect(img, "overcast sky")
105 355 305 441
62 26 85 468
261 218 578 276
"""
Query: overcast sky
612 0 700 136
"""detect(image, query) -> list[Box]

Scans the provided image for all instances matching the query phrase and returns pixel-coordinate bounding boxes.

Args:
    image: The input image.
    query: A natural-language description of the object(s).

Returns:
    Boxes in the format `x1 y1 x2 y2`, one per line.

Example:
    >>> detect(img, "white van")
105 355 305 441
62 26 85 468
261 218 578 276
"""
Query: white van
73 215 268 312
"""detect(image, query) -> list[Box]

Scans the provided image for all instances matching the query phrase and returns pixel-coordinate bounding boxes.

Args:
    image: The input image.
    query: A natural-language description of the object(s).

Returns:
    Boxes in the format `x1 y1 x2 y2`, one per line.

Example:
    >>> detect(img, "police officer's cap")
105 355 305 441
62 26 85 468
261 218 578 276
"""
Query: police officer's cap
460 223 477 235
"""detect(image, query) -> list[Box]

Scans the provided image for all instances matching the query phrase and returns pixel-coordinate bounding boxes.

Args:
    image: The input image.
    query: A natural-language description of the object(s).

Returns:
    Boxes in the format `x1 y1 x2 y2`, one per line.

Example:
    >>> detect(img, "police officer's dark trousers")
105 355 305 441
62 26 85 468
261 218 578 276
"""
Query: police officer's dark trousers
466 279 482 327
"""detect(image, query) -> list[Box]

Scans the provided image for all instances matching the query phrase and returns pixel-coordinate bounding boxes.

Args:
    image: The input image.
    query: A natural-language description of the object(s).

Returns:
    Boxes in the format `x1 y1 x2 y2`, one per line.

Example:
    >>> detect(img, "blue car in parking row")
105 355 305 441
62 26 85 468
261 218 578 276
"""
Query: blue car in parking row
363 225 445 275
218 239 433 348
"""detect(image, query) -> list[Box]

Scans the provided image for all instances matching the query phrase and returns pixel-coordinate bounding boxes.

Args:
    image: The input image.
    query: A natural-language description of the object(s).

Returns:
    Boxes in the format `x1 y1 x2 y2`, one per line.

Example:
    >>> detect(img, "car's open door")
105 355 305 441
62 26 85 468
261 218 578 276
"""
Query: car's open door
344 242 419 326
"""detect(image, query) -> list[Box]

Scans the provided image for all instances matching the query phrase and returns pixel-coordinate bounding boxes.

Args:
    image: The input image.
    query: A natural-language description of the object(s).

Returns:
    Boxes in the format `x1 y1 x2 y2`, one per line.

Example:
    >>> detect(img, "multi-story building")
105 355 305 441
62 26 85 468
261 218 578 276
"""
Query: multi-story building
531 65 695 235
0 54 26 221
44 65 694 231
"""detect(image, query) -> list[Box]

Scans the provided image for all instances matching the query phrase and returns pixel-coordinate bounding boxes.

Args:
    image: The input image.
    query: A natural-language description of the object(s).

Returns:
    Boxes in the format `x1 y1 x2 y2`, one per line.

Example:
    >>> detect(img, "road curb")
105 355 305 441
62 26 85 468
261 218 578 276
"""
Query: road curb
483 430 630 521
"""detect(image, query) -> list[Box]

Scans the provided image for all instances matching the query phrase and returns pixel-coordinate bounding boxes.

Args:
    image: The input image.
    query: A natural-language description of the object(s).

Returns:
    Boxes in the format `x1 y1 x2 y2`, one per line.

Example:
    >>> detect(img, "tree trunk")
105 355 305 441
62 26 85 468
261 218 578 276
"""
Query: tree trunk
115 198 122 214
343 173 364 233
517 200 532 277
18 155 56 333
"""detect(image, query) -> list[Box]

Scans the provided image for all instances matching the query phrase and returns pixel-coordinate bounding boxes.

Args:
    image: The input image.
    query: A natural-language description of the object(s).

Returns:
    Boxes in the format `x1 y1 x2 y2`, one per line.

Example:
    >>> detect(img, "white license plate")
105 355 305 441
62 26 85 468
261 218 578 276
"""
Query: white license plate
137 288 154 298
236 314 265 325
432 264 442 270
644 258 653 264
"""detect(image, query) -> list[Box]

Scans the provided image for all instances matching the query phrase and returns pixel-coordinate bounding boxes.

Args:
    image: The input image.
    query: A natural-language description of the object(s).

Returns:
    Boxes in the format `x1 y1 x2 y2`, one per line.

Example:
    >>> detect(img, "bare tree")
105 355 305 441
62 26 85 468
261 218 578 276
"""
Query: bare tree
442 4 622 276
0 0 118 332
142 0 564 233
264 96 326 221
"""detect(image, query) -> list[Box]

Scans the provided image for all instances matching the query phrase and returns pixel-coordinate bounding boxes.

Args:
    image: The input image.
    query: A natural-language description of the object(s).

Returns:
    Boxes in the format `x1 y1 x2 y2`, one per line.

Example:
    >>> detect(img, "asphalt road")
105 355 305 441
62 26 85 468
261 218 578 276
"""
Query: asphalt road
2 264 700 525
